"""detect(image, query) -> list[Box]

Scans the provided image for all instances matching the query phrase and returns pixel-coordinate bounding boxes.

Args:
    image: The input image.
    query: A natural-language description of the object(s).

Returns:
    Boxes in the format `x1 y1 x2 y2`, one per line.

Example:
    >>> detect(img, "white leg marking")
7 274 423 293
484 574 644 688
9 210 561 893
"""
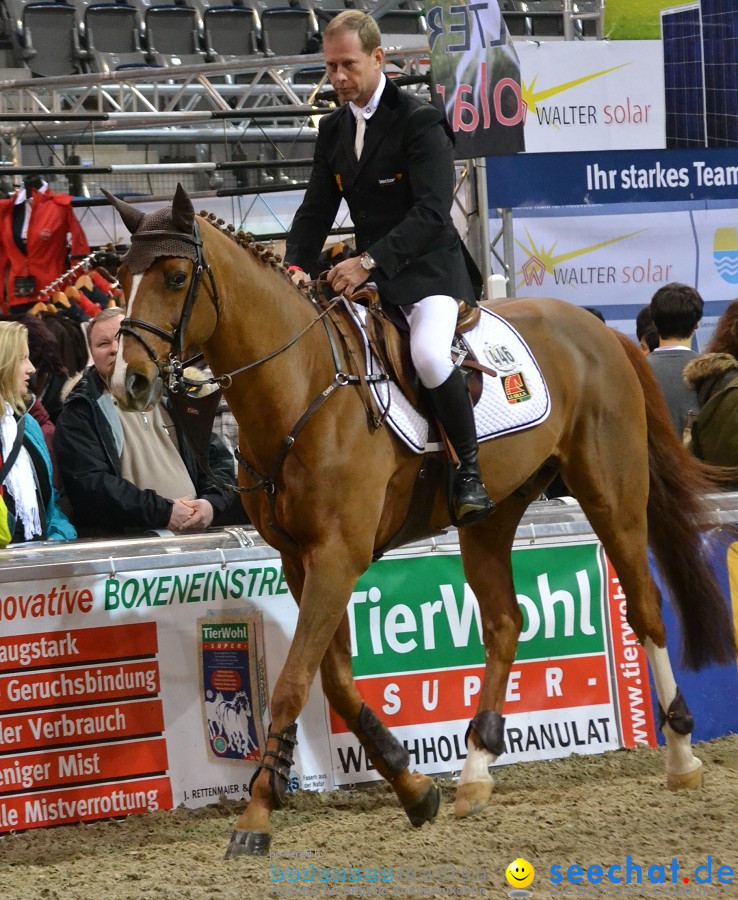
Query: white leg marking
111 273 142 396
458 738 495 786
644 637 700 776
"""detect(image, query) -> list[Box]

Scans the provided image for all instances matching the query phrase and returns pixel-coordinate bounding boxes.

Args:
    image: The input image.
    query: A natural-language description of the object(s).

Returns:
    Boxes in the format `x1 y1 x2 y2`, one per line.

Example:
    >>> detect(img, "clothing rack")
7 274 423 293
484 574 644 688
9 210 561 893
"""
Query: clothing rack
36 249 120 301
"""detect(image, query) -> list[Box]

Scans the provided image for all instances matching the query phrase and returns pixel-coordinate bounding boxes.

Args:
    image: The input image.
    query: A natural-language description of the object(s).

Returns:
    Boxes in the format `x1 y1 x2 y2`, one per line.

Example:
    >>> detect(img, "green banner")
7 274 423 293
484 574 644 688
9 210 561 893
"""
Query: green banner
349 543 605 677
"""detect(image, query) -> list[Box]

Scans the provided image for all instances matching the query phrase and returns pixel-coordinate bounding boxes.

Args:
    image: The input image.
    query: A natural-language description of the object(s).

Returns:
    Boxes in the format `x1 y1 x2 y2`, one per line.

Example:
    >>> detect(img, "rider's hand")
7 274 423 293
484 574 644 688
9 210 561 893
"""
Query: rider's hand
326 256 368 298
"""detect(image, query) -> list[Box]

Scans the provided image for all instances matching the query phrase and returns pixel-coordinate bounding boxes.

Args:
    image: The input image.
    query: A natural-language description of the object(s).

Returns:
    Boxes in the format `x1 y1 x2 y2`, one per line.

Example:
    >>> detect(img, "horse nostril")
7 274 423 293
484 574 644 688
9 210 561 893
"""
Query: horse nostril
126 371 151 401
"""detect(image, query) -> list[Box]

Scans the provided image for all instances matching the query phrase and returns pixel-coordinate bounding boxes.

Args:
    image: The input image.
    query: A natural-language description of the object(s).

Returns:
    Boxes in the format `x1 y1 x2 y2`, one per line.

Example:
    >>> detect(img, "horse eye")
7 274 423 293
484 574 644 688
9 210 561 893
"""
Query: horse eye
168 271 188 289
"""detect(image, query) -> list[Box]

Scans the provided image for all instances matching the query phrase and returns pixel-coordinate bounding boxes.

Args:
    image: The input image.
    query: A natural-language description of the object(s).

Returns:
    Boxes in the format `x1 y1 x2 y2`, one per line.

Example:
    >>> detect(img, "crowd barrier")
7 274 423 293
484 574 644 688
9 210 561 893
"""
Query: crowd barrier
1 497 737 834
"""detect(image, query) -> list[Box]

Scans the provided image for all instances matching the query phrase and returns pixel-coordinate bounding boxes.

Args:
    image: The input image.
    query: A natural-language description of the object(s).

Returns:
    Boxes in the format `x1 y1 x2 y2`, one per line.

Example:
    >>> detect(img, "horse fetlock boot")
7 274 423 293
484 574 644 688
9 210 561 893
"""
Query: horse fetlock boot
657 688 702 791
427 370 494 527
250 722 298 810
658 687 694 736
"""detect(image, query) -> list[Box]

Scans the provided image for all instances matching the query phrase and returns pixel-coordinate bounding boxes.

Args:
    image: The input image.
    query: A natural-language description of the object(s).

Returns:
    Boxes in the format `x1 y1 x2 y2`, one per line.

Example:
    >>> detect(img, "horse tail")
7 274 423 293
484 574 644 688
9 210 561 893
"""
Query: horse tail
615 331 737 669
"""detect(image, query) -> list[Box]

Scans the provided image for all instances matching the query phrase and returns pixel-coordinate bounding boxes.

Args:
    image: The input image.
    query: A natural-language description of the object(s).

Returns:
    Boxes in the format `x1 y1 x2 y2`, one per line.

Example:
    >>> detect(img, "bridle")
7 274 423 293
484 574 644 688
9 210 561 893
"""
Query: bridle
116 218 387 507
119 219 346 394
119 220 220 393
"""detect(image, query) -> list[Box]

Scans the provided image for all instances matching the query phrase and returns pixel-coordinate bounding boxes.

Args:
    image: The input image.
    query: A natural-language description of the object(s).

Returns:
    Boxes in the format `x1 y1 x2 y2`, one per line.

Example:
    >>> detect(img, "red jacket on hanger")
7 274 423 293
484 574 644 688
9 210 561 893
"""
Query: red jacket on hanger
0 188 90 312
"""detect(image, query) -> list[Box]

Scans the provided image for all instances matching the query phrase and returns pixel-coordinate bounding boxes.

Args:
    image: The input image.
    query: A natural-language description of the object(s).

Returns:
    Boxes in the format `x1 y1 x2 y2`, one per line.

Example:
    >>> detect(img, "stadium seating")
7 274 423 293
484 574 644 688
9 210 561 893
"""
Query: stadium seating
256 2 318 56
499 0 603 40
84 2 153 72
18 0 87 75
203 3 260 62
143 1 207 65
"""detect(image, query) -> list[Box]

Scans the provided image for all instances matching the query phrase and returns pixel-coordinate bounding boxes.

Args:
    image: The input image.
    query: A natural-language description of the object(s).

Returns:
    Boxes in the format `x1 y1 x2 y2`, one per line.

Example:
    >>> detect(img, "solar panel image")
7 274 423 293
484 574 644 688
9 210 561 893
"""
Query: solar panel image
701 0 738 146
662 4 706 148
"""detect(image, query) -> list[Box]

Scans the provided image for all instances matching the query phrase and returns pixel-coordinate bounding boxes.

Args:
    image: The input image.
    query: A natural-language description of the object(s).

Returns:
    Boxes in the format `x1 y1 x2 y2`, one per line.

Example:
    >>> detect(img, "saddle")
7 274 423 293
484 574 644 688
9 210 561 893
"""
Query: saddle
350 286 487 408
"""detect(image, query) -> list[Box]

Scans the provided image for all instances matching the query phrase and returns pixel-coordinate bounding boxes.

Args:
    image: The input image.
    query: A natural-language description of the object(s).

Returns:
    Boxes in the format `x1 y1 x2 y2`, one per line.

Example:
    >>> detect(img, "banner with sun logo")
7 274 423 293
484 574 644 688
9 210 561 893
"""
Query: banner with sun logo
515 40 666 153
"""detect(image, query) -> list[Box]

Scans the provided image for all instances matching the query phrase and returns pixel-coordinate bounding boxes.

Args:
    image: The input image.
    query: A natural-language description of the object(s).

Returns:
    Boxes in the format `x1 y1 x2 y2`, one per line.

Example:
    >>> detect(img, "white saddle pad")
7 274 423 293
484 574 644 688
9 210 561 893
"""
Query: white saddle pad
347 304 551 453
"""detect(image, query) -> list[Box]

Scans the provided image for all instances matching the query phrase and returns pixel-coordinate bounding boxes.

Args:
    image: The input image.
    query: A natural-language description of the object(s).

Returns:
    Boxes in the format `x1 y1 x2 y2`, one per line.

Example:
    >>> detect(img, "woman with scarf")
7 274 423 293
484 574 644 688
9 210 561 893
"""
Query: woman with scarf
0 321 76 544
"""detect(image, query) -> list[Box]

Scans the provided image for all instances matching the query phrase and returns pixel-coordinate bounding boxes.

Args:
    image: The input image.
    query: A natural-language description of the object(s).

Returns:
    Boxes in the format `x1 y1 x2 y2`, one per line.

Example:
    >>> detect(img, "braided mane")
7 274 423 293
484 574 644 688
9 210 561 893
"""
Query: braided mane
198 210 311 298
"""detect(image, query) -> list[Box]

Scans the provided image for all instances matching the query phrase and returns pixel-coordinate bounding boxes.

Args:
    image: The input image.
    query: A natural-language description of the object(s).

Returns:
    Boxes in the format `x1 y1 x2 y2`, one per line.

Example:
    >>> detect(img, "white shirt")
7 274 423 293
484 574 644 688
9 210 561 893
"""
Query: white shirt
14 180 49 241
349 72 386 125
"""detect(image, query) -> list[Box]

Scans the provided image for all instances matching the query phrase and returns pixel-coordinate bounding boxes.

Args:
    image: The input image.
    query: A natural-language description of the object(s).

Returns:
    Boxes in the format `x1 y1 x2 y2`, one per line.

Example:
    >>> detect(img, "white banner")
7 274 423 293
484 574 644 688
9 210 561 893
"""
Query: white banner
0 533 658 832
517 40 666 153
509 206 738 340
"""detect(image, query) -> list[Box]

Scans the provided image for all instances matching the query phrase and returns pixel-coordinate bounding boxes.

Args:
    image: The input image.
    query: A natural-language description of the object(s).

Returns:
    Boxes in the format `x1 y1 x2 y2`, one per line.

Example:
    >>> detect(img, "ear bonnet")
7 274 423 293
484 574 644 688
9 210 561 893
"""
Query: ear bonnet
119 207 198 275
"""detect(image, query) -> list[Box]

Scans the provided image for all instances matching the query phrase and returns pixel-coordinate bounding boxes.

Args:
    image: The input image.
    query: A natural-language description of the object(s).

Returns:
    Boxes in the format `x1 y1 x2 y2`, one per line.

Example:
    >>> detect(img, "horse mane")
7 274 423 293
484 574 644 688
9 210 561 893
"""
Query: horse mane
197 211 311 299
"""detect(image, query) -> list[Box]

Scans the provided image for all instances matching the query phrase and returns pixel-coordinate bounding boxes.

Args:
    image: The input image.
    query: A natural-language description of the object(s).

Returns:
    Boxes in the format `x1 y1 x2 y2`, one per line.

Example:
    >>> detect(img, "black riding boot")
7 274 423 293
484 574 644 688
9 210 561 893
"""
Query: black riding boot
427 369 495 527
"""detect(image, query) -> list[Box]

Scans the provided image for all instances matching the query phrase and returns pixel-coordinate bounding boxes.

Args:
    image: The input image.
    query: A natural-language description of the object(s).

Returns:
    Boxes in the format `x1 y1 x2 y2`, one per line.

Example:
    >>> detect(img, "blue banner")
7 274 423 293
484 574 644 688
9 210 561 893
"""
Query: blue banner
487 149 738 208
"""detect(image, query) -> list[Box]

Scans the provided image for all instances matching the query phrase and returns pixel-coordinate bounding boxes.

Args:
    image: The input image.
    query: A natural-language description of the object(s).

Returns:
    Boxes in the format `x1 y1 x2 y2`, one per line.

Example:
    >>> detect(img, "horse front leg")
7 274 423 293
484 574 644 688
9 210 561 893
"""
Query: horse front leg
225 544 368 857
319 615 440 826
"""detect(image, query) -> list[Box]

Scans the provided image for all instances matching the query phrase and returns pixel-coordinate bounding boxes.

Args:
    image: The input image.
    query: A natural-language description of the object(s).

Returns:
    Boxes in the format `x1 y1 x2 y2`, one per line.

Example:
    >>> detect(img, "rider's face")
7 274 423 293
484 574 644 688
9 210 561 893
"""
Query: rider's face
323 30 384 109
90 314 124 380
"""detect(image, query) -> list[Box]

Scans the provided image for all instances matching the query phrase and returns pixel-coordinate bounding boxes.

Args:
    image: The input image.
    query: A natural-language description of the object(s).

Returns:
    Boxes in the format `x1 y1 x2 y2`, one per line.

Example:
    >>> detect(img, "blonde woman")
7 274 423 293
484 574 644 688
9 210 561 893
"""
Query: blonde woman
0 321 76 543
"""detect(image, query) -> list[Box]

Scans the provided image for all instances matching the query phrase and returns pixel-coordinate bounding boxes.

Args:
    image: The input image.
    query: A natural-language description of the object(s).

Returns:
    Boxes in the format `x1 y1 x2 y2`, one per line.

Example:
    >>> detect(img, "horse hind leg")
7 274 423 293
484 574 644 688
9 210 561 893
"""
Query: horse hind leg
453 493 534 818
319 615 441 826
563 458 703 791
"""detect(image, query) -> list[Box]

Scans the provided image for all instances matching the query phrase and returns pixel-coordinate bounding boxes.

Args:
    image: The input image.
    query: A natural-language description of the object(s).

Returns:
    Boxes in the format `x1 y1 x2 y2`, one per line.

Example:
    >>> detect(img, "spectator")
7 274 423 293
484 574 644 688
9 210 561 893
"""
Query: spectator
647 283 703 438
54 307 238 537
0 321 76 543
640 325 660 354
19 314 70 422
682 299 738 479
635 305 659 353
635 305 652 339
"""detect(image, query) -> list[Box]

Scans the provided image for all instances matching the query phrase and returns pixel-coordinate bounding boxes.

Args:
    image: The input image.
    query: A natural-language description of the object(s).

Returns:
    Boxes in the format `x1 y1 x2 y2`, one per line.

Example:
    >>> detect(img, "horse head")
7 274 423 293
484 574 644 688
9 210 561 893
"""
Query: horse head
233 690 252 716
104 184 219 411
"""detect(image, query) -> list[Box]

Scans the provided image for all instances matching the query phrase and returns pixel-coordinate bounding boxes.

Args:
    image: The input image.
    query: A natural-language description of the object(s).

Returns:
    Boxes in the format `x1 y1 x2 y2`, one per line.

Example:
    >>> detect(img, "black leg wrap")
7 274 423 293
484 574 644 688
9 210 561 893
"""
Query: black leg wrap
249 722 298 809
357 703 410 773
465 711 506 758
658 687 694 736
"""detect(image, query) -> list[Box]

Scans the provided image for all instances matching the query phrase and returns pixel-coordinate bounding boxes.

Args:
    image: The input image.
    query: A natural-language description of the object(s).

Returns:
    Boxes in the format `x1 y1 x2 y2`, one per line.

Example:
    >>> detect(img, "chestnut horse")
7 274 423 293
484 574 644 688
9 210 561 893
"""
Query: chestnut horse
106 186 735 857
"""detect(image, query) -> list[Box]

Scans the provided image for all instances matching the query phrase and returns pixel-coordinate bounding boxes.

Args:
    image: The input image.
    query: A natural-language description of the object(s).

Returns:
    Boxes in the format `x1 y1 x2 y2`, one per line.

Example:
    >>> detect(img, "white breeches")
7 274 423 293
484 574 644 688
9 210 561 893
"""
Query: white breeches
402 294 458 389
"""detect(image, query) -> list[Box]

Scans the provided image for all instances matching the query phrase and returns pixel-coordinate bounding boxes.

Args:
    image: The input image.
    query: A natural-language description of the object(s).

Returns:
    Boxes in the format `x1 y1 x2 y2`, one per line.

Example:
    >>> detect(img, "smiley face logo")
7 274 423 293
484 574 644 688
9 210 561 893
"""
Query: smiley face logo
506 858 535 889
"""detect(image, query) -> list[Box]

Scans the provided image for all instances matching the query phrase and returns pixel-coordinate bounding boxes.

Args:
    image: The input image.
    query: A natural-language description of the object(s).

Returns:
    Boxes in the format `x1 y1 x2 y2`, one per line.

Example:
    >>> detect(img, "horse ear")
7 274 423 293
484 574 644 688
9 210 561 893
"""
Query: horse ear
101 188 144 234
171 183 195 234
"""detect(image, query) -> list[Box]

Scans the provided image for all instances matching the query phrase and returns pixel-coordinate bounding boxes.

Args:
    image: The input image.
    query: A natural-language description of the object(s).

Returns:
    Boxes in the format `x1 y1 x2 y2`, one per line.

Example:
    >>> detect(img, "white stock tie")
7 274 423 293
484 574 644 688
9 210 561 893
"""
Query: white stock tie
354 112 366 159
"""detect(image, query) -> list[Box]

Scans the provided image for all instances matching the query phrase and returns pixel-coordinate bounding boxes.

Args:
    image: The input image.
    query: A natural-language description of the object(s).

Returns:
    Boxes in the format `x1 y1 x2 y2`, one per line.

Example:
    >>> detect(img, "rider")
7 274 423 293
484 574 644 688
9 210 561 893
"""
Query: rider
285 11 494 526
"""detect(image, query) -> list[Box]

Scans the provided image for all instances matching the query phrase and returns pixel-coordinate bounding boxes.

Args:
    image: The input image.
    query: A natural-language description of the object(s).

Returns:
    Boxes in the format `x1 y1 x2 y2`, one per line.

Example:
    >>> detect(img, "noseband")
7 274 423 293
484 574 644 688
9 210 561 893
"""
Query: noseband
120 220 219 392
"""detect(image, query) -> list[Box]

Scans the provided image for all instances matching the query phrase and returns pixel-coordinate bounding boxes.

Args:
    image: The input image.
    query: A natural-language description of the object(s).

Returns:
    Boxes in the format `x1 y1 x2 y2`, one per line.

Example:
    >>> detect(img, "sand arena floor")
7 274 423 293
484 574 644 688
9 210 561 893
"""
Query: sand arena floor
1 735 736 900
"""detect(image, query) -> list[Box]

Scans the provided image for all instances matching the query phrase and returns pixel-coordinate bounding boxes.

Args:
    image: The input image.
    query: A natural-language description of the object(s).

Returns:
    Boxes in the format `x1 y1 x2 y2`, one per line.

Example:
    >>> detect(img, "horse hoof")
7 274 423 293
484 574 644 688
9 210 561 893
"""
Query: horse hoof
667 762 703 792
224 829 271 858
454 781 492 818
405 782 441 827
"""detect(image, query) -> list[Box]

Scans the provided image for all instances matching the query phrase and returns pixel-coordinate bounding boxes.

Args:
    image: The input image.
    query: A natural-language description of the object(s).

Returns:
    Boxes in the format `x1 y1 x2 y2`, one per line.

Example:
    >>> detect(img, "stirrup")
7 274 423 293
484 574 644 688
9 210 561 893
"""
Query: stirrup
452 476 495 527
